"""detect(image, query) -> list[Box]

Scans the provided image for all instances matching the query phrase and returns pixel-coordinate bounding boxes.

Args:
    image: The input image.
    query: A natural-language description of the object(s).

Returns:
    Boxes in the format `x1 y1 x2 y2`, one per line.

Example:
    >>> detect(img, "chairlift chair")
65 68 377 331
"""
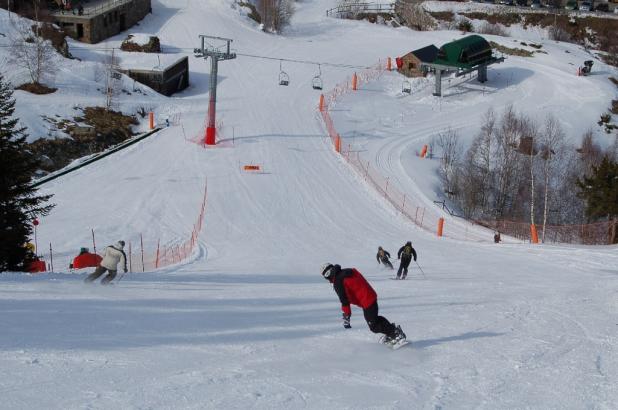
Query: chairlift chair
279 60 289 86
402 80 411 94
312 64 323 90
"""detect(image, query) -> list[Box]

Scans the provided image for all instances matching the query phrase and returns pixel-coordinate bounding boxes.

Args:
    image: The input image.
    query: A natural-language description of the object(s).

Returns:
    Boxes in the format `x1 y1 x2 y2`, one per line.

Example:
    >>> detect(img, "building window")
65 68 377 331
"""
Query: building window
103 16 107 27
114 11 118 22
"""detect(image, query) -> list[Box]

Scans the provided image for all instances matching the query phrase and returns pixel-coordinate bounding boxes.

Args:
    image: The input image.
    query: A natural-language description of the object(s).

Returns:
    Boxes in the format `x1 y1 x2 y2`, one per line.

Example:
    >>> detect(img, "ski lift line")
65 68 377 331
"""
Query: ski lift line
235 52 372 69
0 43 373 69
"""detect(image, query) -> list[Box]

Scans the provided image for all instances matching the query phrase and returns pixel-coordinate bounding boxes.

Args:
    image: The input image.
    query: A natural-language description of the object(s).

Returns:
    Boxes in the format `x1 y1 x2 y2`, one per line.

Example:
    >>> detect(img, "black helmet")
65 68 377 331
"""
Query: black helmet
406 241 412 246
321 263 334 279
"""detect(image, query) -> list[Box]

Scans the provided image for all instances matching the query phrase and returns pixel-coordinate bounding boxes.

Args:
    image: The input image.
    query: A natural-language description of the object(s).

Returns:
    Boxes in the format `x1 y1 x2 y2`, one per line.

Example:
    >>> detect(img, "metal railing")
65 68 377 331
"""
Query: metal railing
56 0 134 16
326 3 396 17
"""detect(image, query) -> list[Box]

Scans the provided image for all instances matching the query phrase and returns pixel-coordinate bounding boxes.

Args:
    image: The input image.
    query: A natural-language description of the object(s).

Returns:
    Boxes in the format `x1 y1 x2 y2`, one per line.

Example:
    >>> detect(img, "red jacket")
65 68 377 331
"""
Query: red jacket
330 266 377 316
72 252 102 269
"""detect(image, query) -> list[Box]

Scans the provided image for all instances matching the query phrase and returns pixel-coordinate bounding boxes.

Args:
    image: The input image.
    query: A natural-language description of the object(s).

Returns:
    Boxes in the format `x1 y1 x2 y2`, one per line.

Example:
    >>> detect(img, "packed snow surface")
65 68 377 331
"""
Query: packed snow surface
1 0 617 409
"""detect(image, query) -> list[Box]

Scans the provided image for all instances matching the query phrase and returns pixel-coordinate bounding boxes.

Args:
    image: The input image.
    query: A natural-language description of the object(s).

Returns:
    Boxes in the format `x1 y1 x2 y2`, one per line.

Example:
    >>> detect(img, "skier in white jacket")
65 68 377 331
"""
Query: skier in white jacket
85 241 127 284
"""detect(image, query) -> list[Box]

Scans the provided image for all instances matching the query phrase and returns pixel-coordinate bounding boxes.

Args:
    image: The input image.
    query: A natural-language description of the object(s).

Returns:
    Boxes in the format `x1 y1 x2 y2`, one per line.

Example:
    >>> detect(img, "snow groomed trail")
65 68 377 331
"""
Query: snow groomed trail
1 1 618 409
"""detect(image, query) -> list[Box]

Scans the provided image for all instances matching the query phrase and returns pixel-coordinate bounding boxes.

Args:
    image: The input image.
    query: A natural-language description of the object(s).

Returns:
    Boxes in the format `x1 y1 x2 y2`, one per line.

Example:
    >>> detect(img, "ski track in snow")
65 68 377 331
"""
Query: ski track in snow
1 0 618 408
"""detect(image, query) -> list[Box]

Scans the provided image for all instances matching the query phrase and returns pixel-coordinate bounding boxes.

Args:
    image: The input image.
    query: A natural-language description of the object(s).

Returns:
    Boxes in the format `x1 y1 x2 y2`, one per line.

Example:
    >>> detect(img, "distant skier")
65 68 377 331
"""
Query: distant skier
85 240 127 285
376 246 393 269
396 241 417 280
494 232 501 243
321 263 406 346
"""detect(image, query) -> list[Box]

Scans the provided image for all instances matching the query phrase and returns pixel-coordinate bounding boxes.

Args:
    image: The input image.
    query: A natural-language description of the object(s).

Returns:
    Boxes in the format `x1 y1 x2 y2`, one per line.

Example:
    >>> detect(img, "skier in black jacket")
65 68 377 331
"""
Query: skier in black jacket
376 246 393 269
396 241 417 279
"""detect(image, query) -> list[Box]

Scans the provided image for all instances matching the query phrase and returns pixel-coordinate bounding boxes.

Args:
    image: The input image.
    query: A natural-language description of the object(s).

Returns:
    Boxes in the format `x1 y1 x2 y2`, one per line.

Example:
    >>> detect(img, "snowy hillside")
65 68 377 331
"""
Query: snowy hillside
1 0 617 409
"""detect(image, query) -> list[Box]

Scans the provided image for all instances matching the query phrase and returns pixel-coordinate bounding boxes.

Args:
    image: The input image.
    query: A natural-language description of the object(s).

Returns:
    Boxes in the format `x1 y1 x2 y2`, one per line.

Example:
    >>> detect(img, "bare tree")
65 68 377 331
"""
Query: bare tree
494 106 524 217
258 0 295 33
9 0 55 86
539 115 566 241
104 48 121 111
437 129 462 198
548 25 571 42
398 2 435 31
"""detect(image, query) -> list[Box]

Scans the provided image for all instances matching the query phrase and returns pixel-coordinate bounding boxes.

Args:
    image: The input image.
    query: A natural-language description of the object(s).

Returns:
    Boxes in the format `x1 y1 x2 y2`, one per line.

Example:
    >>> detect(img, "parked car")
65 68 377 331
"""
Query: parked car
499 0 515 5
579 1 593 11
595 3 609 12
530 0 543 8
565 0 578 9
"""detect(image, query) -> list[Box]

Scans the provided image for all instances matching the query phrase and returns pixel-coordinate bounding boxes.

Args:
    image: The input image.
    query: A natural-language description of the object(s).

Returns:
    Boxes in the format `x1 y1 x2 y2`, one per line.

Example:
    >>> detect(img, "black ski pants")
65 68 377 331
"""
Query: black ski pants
380 257 393 269
85 265 117 284
363 302 396 337
397 256 412 278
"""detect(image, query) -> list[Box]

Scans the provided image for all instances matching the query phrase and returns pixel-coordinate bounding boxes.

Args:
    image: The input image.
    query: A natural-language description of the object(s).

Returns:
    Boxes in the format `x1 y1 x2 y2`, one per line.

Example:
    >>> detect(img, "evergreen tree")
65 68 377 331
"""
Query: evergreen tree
576 156 618 221
0 73 54 272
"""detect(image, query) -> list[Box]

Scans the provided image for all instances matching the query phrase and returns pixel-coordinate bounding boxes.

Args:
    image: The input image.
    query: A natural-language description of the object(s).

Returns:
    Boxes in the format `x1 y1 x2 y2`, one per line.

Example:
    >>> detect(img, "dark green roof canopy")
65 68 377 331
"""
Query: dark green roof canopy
433 35 494 69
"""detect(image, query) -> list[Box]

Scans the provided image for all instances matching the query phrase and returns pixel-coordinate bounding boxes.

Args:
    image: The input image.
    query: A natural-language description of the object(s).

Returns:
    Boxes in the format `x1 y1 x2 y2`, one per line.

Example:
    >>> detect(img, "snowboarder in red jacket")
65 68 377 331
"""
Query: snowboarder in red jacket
321 263 405 344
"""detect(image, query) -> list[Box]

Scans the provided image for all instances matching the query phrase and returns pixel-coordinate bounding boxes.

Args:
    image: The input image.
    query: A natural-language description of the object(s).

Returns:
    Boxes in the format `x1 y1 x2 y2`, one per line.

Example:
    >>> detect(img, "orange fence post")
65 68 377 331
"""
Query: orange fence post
437 218 445 237
335 135 341 153
530 224 539 244
420 144 428 158
387 57 392 71
352 73 358 91
149 112 154 130
319 94 325 112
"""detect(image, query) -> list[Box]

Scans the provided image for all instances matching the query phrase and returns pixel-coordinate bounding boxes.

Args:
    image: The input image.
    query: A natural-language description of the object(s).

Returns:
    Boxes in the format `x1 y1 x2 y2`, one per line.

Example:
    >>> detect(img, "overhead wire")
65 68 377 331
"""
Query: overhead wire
0 43 374 69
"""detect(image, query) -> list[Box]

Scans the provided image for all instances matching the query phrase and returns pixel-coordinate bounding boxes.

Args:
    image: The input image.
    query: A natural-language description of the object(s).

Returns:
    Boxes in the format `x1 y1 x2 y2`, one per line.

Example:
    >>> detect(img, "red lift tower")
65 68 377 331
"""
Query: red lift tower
194 35 236 145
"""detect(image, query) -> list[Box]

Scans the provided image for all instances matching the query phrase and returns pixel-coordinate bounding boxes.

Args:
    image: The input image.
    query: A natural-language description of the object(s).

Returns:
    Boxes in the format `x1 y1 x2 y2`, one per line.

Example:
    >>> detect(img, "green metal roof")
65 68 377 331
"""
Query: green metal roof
433 35 494 69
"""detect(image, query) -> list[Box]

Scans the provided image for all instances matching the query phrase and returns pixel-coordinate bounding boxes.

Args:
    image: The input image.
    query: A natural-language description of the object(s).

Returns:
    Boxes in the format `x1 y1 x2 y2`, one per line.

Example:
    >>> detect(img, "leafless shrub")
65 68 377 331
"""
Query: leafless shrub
9 1 55 86
477 21 508 37
398 2 435 31
257 0 295 33
548 25 571 42
436 129 462 198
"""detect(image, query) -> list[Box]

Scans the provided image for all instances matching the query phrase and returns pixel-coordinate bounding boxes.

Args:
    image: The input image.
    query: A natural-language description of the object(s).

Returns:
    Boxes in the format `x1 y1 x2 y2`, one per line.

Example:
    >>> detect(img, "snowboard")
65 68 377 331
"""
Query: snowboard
390 277 407 280
379 336 410 350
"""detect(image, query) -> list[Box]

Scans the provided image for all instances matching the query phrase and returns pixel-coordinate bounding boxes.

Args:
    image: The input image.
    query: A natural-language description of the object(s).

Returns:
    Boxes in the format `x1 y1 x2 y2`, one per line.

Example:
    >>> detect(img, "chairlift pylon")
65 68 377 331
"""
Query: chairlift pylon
402 79 411 94
279 60 289 86
312 64 323 90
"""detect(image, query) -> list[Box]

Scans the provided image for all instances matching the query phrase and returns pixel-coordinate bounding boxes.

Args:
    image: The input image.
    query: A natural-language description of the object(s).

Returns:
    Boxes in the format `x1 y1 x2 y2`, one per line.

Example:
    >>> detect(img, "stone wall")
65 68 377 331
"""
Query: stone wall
123 57 189 97
54 0 151 44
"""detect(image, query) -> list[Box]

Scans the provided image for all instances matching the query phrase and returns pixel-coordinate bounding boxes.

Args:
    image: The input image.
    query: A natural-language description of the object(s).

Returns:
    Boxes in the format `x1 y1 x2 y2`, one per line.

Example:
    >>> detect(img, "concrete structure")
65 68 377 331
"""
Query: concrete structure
52 0 151 44
121 56 189 97
397 45 439 78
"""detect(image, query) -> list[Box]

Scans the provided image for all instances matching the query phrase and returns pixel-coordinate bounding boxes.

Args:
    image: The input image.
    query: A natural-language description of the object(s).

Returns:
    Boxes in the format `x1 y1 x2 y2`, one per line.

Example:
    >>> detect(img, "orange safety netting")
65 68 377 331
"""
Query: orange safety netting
477 219 617 245
317 59 617 245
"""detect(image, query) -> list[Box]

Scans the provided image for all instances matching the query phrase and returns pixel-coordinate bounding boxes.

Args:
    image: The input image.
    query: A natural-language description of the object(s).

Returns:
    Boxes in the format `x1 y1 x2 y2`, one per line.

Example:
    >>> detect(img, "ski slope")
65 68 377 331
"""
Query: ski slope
1 1 618 409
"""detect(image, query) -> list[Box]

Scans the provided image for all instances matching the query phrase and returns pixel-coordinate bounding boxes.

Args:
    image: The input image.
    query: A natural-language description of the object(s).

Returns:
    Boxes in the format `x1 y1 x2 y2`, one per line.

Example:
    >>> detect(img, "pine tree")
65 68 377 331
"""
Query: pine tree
0 73 54 272
576 156 618 221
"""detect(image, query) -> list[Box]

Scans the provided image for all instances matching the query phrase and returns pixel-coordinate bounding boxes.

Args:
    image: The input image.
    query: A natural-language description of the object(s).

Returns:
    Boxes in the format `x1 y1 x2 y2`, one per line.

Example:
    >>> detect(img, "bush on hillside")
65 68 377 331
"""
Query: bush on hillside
478 21 508 37
120 35 161 53
548 25 571 42
458 18 473 33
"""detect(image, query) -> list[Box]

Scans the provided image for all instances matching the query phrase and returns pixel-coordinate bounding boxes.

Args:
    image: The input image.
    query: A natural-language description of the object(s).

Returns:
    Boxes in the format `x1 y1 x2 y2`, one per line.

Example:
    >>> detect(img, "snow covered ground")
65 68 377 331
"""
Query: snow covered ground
1 0 617 408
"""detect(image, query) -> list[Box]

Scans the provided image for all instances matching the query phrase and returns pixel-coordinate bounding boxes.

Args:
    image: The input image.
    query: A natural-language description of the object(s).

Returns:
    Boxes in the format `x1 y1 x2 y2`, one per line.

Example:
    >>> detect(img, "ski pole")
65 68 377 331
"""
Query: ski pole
415 261 426 279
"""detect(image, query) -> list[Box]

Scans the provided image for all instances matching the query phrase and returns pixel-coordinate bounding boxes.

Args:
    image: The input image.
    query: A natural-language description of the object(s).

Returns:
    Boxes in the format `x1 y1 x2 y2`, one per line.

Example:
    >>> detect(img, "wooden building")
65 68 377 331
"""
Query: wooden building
397 45 438 78
52 0 152 44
